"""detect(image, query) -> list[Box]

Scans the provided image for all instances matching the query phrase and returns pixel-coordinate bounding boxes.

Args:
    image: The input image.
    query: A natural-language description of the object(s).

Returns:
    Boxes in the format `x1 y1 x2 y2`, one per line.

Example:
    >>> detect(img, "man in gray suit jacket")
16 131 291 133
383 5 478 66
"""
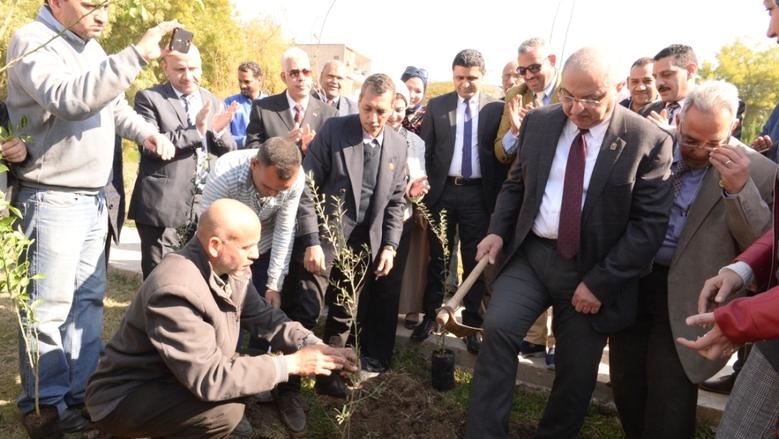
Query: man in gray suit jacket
312 60 359 116
466 48 674 438
244 47 336 153
129 45 237 279
609 81 776 438
273 74 407 434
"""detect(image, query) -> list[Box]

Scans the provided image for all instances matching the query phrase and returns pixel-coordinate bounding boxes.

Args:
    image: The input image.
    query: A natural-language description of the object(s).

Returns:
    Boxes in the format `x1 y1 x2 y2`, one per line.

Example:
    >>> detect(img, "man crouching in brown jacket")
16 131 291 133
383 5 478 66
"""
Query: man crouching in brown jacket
85 198 356 438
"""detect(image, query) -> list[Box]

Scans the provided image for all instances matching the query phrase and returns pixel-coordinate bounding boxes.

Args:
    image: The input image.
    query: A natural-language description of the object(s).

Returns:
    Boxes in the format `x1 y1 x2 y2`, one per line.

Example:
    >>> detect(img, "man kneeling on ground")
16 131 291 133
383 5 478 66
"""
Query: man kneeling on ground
85 198 356 438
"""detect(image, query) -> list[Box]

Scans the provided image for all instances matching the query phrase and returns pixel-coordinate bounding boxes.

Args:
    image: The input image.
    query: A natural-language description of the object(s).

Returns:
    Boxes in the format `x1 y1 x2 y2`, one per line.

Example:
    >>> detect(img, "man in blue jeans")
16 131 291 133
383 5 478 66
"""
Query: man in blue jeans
3 1 177 434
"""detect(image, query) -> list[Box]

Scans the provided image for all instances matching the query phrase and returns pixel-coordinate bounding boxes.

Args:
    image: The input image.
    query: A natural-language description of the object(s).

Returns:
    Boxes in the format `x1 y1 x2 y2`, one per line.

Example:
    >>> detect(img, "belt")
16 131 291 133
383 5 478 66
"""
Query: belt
528 232 557 245
446 176 482 186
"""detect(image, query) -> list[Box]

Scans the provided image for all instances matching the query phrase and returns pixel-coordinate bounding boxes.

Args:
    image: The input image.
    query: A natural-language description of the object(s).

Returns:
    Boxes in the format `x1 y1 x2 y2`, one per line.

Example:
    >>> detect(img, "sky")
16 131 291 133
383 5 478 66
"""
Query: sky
230 0 773 87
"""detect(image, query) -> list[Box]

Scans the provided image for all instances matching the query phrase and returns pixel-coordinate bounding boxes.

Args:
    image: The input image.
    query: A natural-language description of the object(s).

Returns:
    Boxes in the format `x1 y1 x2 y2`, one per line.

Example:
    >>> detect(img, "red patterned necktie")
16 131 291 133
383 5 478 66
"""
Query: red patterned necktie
557 129 589 259
294 104 303 125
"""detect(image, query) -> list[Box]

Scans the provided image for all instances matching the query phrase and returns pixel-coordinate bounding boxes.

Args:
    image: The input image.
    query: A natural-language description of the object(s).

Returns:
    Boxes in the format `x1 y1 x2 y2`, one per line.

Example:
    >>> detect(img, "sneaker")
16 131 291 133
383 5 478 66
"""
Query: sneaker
545 347 556 370
232 414 253 437
518 340 546 358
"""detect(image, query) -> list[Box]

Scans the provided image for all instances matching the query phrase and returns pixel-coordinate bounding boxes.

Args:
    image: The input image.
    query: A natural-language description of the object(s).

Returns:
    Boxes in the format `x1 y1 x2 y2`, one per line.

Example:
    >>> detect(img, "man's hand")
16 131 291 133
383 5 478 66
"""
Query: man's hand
572 282 602 314
135 20 180 61
507 94 527 135
264 288 281 309
211 101 238 134
476 234 503 265
143 133 175 160
709 144 749 194
304 244 326 274
676 313 740 360
284 344 358 376
1 137 28 163
752 135 772 154
374 248 395 278
288 123 316 154
647 109 673 131
697 268 744 314
195 100 211 137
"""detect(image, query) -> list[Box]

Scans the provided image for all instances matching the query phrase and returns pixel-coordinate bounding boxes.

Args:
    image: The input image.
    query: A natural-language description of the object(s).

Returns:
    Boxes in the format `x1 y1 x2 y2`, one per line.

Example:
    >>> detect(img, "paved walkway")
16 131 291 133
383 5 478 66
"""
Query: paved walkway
109 226 730 423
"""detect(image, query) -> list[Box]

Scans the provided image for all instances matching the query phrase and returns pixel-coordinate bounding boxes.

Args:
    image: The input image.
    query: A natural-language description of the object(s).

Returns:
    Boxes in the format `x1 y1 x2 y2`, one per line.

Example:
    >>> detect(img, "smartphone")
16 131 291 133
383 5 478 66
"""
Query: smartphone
168 27 193 53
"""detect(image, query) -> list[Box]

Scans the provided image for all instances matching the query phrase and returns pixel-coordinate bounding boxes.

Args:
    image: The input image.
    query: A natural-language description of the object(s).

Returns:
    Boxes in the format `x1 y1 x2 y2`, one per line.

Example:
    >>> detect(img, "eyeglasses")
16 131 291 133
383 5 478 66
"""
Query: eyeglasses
516 63 543 76
287 68 312 78
558 91 606 108
677 123 732 150
402 66 429 81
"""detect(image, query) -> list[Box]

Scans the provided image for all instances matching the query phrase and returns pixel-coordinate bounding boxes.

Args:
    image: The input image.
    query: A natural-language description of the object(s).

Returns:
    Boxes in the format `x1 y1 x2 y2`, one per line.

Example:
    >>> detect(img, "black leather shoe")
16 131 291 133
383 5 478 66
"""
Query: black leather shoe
410 318 436 342
273 389 306 434
361 356 389 373
315 373 349 398
700 373 737 395
58 407 92 433
465 333 482 354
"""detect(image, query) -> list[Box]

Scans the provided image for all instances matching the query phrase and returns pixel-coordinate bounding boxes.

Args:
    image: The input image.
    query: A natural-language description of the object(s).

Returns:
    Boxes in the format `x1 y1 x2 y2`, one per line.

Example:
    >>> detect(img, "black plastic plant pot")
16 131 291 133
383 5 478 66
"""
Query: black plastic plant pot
431 348 455 391
22 405 63 439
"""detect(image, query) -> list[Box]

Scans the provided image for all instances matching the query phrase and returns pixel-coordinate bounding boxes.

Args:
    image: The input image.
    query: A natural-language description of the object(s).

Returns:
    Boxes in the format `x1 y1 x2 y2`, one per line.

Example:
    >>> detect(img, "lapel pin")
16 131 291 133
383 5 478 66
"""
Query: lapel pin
389 162 396 171
609 142 618 151
312 112 318 118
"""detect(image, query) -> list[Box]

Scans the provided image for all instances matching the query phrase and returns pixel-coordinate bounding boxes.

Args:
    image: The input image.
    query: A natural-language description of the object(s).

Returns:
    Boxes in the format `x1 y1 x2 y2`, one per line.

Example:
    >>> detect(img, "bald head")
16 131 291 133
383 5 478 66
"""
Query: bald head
320 60 348 100
162 44 202 95
560 47 622 129
197 199 261 275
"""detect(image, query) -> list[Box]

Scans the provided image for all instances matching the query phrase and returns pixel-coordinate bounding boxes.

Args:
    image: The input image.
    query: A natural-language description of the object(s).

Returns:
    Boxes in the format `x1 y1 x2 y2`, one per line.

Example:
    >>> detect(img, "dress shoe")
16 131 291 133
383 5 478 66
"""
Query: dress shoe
231 414 253 437
465 333 482 354
315 373 349 398
273 389 306 434
518 340 547 358
700 372 737 395
410 318 436 342
404 313 421 330
545 347 556 371
58 406 92 433
361 356 388 373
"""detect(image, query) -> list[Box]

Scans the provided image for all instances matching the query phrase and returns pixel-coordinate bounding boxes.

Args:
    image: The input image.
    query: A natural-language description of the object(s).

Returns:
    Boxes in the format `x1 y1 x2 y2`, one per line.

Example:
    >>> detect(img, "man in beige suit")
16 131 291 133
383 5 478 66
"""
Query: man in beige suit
609 80 776 438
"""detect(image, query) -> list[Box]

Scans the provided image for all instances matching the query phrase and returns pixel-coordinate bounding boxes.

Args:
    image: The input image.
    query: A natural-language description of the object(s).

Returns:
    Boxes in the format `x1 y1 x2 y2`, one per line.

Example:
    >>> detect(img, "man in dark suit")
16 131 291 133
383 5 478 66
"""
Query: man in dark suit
129 45 237 279
244 47 336 153
465 47 674 438
312 60 359 116
609 80 776 438
639 44 697 131
273 73 407 434
410 49 501 354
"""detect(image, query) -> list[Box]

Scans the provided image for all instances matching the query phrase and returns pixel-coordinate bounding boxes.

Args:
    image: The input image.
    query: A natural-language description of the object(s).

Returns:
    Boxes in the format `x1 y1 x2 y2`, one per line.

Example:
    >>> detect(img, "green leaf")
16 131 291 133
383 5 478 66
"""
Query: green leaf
194 0 206 12
0 163 8 174
128 6 139 19
139 5 149 21
19 116 28 129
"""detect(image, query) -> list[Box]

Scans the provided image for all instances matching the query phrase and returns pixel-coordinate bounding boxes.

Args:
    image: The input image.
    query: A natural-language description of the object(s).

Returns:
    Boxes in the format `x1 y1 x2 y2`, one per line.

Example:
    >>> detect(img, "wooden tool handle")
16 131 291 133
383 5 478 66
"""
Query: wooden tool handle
436 257 490 324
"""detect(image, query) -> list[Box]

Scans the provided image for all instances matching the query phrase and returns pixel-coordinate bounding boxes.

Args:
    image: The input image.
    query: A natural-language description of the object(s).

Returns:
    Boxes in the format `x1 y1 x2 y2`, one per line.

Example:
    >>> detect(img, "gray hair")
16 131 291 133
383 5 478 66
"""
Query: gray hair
679 80 740 122
562 47 620 88
518 37 548 56
360 73 396 100
280 47 309 68
255 137 301 180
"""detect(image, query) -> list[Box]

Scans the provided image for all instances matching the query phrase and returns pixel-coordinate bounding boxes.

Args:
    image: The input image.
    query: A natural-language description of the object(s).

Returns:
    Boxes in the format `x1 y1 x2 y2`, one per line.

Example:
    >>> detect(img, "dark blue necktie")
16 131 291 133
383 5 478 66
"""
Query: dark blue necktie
461 99 472 178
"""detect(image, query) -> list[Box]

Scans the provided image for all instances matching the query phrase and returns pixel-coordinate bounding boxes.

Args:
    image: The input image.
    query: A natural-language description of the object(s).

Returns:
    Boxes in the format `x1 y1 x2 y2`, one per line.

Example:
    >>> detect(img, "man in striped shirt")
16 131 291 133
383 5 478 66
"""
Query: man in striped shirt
201 137 303 307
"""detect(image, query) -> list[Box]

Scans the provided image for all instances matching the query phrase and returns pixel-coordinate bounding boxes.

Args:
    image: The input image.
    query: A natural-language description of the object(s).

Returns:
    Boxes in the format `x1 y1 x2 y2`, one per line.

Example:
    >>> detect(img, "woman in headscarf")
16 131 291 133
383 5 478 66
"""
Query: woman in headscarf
400 65 428 135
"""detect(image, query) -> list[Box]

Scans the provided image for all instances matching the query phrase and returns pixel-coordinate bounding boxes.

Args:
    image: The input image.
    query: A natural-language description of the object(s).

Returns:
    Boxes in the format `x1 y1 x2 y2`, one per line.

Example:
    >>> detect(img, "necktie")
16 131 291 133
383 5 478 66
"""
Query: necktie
666 102 680 124
671 158 691 199
533 92 545 108
557 129 589 259
182 94 195 125
294 104 304 125
461 99 472 178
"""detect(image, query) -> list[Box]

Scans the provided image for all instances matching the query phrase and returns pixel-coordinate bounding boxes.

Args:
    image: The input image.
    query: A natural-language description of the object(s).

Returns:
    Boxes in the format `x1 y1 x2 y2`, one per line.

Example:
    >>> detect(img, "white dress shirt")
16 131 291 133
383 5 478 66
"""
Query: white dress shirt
286 91 309 122
532 115 611 238
448 94 481 178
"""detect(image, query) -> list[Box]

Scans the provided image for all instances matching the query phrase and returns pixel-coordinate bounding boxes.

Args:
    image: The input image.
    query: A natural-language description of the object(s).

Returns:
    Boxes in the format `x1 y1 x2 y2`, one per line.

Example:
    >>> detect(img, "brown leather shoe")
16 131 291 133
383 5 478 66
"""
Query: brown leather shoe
273 389 306 434
700 373 737 395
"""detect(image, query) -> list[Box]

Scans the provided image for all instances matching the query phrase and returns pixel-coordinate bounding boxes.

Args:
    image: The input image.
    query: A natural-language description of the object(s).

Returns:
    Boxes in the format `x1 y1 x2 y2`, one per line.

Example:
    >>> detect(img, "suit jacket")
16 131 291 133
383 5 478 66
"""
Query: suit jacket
493 77 562 164
106 136 125 244
421 91 504 211
244 91 337 149
489 104 674 333
128 82 236 228
297 115 407 261
668 145 775 383
638 100 667 119
312 90 359 116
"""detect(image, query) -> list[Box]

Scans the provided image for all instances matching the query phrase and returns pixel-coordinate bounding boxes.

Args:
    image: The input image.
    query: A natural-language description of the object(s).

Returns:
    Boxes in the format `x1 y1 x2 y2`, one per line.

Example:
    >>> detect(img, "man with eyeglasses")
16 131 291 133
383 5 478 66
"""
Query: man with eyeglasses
640 44 698 133
620 57 659 113
245 47 336 153
609 80 775 438
466 47 674 438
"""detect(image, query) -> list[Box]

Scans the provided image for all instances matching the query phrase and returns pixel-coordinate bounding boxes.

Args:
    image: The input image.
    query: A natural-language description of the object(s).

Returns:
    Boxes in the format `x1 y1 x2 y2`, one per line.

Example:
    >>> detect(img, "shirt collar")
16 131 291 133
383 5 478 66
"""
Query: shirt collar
539 70 558 100
457 92 480 106
38 5 87 47
362 129 384 146
286 90 309 111
564 112 612 141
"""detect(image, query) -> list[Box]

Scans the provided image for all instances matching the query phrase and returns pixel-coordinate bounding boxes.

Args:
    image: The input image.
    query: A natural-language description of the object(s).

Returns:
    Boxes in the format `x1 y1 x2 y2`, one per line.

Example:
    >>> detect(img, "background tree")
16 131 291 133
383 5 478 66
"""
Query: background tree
699 39 779 143
0 0 40 100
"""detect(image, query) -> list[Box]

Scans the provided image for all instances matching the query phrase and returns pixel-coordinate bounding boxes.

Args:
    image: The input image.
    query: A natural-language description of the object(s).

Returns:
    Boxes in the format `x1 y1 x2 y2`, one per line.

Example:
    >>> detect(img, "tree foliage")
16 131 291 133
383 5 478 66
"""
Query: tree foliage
699 39 779 143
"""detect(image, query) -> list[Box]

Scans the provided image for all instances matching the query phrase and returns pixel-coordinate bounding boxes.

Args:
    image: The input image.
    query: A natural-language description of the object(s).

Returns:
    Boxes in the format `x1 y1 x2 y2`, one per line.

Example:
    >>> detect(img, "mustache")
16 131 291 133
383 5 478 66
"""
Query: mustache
657 86 672 92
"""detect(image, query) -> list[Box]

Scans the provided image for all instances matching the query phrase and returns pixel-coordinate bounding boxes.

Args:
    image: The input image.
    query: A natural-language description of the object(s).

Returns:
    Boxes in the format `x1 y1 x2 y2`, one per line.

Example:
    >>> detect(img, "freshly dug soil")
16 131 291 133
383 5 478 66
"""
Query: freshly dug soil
244 372 536 438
